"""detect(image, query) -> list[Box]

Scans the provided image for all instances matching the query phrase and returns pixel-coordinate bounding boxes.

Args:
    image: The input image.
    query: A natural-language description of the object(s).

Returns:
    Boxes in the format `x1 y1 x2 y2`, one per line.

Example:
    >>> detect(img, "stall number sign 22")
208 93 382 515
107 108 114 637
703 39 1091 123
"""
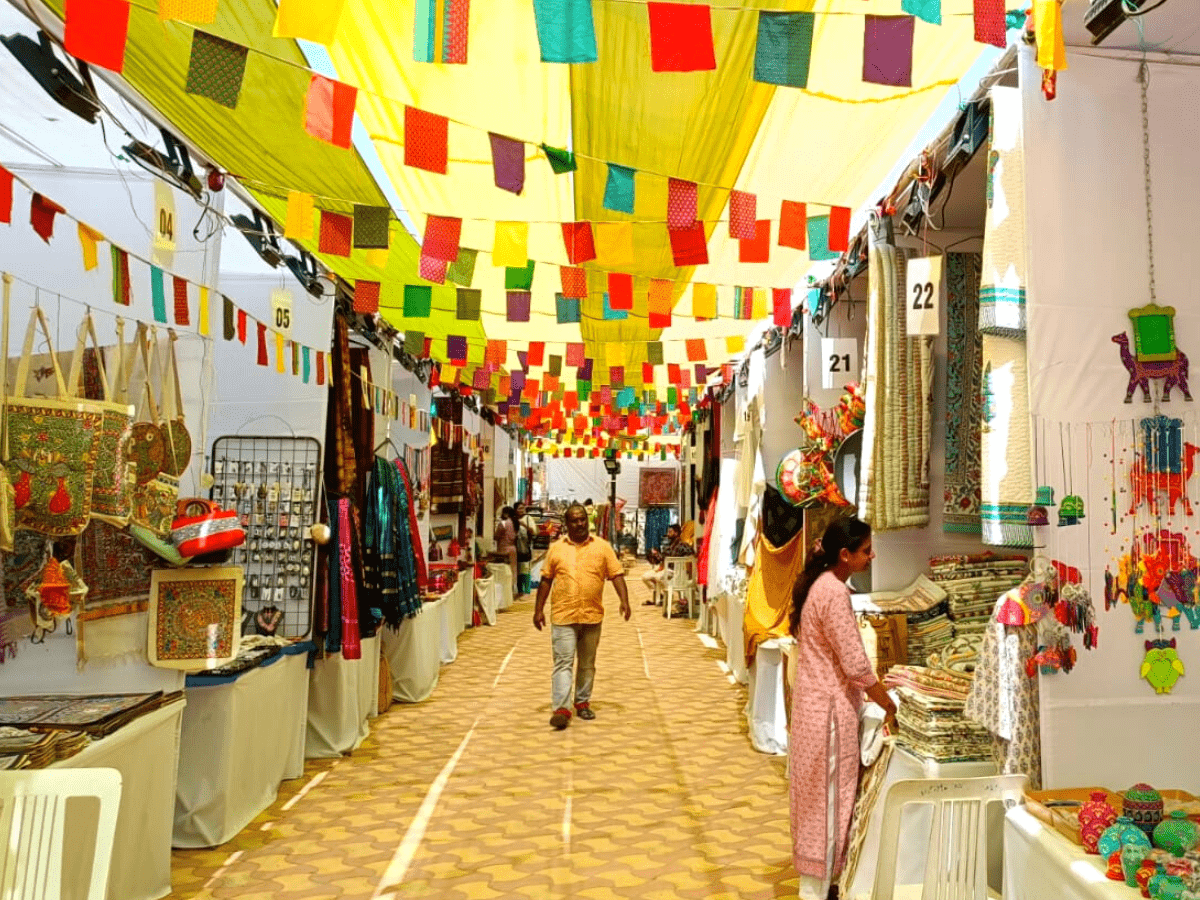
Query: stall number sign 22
271 289 293 338
906 256 942 336
821 338 858 390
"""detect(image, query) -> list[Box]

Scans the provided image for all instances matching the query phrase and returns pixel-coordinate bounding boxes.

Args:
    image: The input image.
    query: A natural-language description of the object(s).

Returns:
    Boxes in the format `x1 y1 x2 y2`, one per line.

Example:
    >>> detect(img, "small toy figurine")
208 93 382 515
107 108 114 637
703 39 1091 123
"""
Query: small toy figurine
1058 494 1085 526
1140 638 1185 694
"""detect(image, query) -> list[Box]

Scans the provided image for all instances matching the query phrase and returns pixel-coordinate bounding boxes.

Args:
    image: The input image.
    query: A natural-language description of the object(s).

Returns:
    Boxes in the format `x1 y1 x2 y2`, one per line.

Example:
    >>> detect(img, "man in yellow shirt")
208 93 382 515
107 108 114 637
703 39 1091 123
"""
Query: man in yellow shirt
534 503 631 729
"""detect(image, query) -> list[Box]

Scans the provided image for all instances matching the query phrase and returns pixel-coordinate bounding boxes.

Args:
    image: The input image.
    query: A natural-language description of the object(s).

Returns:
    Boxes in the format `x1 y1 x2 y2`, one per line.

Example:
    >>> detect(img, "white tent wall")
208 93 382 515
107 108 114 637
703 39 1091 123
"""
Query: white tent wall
545 457 667 511
1021 47 1200 793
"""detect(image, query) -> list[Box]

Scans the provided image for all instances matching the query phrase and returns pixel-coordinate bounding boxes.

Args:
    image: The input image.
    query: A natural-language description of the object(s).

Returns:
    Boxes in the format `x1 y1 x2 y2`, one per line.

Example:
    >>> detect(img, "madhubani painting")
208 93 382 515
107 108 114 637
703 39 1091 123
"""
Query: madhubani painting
148 567 242 670
639 468 678 508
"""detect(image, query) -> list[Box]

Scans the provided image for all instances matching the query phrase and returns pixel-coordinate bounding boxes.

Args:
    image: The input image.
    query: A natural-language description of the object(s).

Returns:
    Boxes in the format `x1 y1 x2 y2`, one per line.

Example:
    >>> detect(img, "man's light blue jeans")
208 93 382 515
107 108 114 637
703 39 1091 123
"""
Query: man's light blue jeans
551 623 602 711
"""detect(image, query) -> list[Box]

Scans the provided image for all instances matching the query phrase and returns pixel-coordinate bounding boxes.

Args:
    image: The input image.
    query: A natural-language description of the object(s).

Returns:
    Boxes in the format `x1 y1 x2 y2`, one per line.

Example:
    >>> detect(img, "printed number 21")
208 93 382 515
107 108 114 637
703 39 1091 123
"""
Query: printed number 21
912 281 934 310
829 354 851 373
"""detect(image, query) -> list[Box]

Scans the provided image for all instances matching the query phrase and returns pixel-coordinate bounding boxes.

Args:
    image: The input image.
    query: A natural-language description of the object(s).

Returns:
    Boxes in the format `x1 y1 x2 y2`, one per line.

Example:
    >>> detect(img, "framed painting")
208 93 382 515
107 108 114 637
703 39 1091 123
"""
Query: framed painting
432 525 455 542
639 468 679 508
148 567 243 671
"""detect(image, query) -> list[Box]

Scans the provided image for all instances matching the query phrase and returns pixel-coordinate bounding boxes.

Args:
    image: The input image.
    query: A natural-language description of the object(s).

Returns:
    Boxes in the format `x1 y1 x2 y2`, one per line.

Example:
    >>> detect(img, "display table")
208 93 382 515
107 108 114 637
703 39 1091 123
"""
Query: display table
488 562 514 610
1003 804 1132 900
58 698 186 900
474 576 497 625
305 634 380 758
174 644 312 847
439 579 464 664
382 591 447 702
746 635 792 755
458 568 474 629
844 747 1001 899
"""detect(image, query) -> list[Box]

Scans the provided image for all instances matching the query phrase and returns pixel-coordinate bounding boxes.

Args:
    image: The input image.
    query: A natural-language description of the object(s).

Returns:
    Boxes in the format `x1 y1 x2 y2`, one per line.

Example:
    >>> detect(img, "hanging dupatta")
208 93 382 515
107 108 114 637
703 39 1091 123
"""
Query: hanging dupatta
324 493 342 654
336 497 361 660
394 460 424 617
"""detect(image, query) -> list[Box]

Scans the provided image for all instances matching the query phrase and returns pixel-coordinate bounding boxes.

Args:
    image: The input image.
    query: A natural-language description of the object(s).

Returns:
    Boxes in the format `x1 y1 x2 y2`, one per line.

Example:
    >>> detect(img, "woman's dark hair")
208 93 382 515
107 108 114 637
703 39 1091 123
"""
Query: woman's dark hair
500 506 517 527
789 516 871 636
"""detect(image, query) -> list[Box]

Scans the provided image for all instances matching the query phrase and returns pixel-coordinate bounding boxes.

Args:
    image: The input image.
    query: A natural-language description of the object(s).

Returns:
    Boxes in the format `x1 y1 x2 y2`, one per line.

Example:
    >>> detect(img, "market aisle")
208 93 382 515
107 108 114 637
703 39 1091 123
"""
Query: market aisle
167 566 797 900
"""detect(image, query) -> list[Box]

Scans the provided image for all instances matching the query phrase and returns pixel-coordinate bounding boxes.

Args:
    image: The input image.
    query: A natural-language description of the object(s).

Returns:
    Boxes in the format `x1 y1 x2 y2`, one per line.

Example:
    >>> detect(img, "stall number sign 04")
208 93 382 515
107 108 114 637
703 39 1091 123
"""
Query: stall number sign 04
821 338 858 390
271 289 293 338
906 256 942 336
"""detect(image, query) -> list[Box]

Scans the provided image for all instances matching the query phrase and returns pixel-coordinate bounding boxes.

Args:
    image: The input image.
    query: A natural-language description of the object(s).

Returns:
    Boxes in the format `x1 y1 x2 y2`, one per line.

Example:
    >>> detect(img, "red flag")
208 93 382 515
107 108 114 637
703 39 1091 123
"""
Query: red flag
738 220 771 263
29 193 65 243
561 221 596 264
422 215 462 262
405 105 449 174
642 362 655 383
528 342 545 367
828 206 851 252
173 277 190 325
779 200 807 250
669 220 708 267
0 166 12 224
773 288 793 327
685 338 706 362
354 280 380 314
560 266 588 299
648 2 716 72
608 272 633 310
238 309 247 344
319 211 353 257
304 75 356 148
667 178 697 230
256 322 268 366
974 0 1007 48
65 0 129 72
728 190 757 240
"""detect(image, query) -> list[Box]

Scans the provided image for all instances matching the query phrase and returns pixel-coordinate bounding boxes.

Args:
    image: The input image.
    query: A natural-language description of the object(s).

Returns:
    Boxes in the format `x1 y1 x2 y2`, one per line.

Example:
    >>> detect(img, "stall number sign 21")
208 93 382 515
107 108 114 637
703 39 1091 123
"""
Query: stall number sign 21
271 289 293 338
906 256 942 336
821 338 858 390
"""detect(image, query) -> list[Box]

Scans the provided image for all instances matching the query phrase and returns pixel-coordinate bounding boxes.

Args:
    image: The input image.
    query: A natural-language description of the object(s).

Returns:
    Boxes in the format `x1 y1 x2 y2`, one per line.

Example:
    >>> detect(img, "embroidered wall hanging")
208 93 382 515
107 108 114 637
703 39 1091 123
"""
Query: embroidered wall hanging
147 566 242 670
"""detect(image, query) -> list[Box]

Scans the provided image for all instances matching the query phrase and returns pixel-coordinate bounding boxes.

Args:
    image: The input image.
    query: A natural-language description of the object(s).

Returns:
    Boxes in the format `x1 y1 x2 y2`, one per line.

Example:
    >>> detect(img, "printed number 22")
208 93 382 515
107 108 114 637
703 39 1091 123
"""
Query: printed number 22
829 354 851 373
912 281 934 310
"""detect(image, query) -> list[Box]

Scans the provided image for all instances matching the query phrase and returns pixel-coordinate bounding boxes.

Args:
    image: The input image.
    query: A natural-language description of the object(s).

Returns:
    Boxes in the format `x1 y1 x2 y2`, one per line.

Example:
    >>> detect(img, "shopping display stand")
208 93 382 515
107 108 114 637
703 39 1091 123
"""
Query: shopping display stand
174 643 313 847
305 635 381 758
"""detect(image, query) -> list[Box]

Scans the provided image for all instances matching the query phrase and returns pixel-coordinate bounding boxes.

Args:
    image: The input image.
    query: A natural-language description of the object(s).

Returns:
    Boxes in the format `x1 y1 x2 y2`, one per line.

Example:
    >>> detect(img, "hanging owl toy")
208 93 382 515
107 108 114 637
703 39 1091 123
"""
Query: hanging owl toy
1140 638 1185 694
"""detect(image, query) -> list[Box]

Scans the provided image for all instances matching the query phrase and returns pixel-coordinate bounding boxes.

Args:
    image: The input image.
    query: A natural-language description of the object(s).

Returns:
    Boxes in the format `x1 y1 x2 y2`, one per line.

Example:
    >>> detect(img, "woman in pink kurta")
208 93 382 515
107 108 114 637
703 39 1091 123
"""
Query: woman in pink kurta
788 517 897 900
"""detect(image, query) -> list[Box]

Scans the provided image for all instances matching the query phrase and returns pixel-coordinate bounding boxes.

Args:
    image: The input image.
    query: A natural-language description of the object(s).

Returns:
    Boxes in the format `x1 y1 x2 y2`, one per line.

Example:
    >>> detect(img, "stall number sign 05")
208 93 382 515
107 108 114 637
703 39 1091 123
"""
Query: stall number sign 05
821 338 858 390
271 289 293 338
906 256 942 336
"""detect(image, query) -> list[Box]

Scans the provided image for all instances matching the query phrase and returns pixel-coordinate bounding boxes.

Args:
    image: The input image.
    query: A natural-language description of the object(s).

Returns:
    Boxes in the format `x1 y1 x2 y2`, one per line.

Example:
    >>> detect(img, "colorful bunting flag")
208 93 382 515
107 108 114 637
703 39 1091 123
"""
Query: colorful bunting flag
595 222 634 267
528 342 545 367
505 261 536 290
274 0 345 44
353 205 390 249
404 284 433 317
318 211 352 256
506 291 532 322
447 335 468 362
773 288 793 327
413 0 470 63
685 338 707 362
275 333 286 373
974 0 1007 48
667 363 681 384
64 0 129 72
419 254 448 284
738 220 771 263
779 200 807 250
549 355 562 377
285 191 314 239
159 0 219 22
726 335 745 355
256 322 268 366
542 144 577 174
607 272 633 310
456 288 482 320
863 16 915 87
29 194 64 243
304 75 356 148
0 166 11 224
667 178 697 230
486 339 507 365
728 190 757 240
556 294 581 324
562 221 596 264
493 221 528 267
222 295 235 338
422 214 462 262
806 216 840 261
238 309 247 343
185 31 248 109
603 164 636 214
647 2 716 72
77 223 103 271
828 206 851 252
691 282 717 320
405 105 449 174
150 266 167 323
489 133 526 194
198 286 210 337
1033 0 1067 71
669 220 708 266
173 277 190 325
402 329 425 357
646 341 664 365
446 248 477 286
610 366 624 387
602 293 627 321
751 288 768 320
753 11 815 88
902 0 942 25
354 280 380 314
648 286 672 328
606 343 624 368
561 266 588 299
567 343 585 367
531 0 598 64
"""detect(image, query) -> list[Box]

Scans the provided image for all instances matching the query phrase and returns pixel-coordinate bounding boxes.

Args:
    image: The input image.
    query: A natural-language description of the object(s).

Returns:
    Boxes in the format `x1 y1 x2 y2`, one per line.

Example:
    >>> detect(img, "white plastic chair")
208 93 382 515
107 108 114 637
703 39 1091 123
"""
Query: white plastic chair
0 767 122 900
871 774 1027 900
664 557 698 619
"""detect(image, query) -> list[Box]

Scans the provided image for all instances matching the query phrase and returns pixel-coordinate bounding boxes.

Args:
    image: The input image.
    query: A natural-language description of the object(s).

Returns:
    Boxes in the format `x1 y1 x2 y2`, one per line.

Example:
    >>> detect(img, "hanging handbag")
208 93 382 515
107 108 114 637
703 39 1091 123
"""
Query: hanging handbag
6 305 102 536
66 314 135 526
158 329 191 478
128 328 178 536
171 498 245 557
0 275 17 552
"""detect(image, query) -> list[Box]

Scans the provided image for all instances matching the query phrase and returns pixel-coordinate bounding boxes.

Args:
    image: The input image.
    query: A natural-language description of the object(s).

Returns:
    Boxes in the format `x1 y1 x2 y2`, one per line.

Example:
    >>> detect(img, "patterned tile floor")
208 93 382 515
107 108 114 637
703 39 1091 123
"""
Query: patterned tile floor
167 566 798 899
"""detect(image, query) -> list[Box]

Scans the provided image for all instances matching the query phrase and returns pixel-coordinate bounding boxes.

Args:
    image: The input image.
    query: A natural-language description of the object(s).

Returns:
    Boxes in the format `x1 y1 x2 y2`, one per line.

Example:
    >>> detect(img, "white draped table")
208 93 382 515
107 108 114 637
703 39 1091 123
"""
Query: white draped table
305 634 379 758
1003 805 1135 900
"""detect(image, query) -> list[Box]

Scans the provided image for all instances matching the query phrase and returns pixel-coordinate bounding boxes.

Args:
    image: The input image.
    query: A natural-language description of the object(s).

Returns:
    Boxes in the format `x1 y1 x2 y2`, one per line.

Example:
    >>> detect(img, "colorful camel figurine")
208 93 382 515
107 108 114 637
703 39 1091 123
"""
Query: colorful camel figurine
1129 442 1200 516
1113 332 1193 403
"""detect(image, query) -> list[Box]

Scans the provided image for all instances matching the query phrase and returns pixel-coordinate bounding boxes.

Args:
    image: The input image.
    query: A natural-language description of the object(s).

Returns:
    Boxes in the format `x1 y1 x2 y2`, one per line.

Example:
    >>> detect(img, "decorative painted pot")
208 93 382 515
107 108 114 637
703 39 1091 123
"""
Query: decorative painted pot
1101 816 1155 859
1155 874 1188 900
1127 845 1154 888
1140 862 1159 898
1081 792 1120 854
1156 811 1200 857
1110 851 1131 880
1127 784 1166 837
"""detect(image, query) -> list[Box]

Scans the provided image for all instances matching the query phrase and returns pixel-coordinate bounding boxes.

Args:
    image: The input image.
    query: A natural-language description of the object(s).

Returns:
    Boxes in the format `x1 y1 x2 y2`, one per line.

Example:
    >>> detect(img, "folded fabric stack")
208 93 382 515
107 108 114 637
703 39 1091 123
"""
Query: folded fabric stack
863 575 954 666
929 552 1028 638
885 664 992 762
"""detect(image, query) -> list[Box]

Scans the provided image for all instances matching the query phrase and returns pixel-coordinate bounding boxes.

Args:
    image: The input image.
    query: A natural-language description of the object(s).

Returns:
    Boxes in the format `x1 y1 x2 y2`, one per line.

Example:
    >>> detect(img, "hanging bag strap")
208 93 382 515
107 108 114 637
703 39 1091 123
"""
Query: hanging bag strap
1 274 11 462
13 305 69 402
140 326 162 426
65 311 114 403
163 329 185 424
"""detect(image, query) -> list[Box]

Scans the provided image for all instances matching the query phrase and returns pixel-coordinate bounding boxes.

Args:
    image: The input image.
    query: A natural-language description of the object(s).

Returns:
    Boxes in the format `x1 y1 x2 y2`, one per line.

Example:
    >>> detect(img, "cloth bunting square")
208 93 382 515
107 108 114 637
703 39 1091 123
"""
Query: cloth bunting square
404 284 433 317
773 288 793 326
285 191 314 239
305 76 356 148
447 248 477 286
506 291 531 322
733 286 752 319
556 294 581 323
642 362 655 383
561 266 588 299
726 335 745 354
685 338 707 361
29 194 65 243
693 364 707 383
528 342 545 367
493 222 528 267
691 283 717 320
753 11 815 88
728 191 757 239
489 133 526 194
0 165 11 223
902 0 942 25
974 0 1007 48
274 0 346 45
828 207 851 251
486 340 508 365
78 223 103 270
606 343 623 367
473 368 490 390
603 164 636 214
567 343 586 367
414 0 470 63
159 0 219 23
151 266 168 322
422 215 462 262
404 330 426 357
648 294 671 329
646 341 664 365
579 358 594 380
561 222 597 264
65 0 129 72
405 105 449 174
185 31 248 109
419 254 448 283
863 16 915 87
779 200 807 249
532 0 598 63
505 261 536 291
647 2 716 72
667 363 681 384
806 216 840 261
457 288 482 320
510 370 526 391
609 366 624 387
447 335 468 362
354 280 380 314
669 220 708 266
542 144 577 174
607 272 633 310
595 222 634 267
354 205 390 249
648 278 673 311
602 293 627 320
548 355 562 377
667 178 697 231
679 368 692 389
738 220 771 263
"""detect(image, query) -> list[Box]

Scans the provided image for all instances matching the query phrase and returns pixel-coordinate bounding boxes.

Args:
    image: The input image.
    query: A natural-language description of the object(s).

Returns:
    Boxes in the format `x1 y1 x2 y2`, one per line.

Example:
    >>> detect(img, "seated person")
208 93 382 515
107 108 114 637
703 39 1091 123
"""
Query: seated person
661 523 694 558
641 547 666 604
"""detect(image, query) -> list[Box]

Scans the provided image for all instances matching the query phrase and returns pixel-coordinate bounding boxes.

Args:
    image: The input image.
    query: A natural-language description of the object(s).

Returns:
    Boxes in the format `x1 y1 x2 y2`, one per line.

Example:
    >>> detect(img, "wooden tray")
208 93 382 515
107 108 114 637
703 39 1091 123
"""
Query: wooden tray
1025 788 1200 847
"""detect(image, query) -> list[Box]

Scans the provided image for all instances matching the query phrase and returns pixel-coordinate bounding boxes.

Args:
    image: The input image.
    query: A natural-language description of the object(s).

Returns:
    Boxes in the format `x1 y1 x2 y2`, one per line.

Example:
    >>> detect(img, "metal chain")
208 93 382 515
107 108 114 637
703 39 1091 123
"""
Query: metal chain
1138 61 1156 304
